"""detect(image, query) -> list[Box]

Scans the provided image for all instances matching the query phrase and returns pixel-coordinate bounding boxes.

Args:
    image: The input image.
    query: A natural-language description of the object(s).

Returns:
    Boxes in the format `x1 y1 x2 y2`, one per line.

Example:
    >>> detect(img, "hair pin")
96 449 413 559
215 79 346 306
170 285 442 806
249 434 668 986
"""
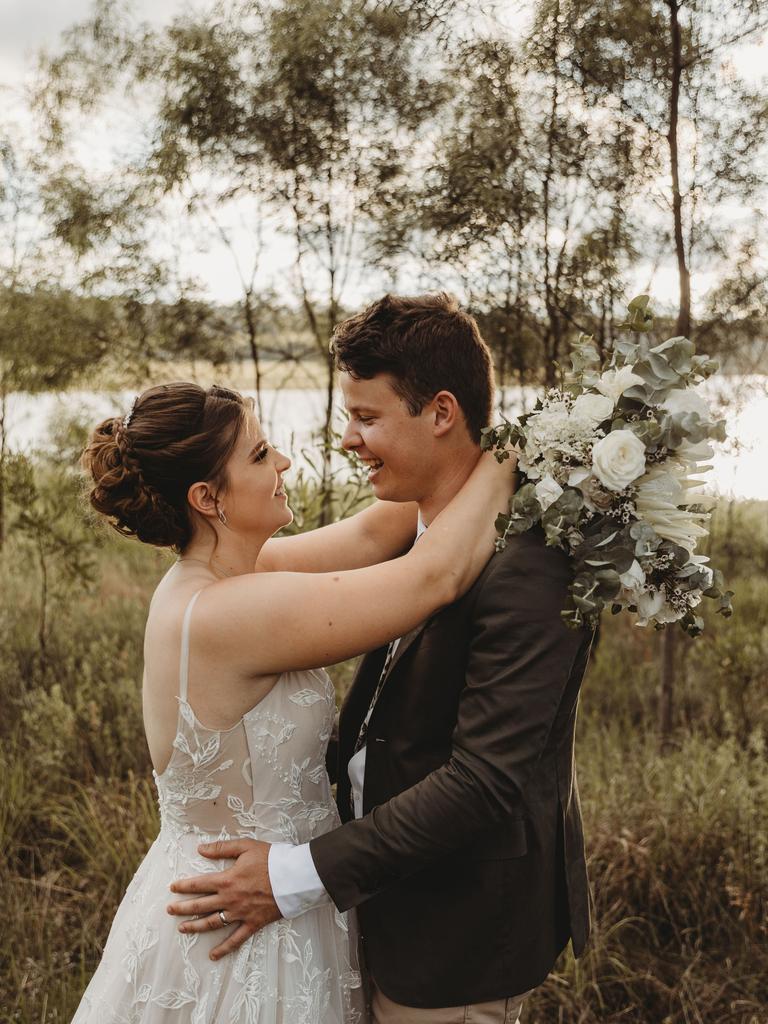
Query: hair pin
123 398 138 429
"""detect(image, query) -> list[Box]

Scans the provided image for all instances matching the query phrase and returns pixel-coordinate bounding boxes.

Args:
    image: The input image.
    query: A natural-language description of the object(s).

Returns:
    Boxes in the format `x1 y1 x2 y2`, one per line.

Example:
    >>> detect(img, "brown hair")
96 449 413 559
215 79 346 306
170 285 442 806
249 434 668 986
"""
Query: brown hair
331 292 495 442
82 382 250 551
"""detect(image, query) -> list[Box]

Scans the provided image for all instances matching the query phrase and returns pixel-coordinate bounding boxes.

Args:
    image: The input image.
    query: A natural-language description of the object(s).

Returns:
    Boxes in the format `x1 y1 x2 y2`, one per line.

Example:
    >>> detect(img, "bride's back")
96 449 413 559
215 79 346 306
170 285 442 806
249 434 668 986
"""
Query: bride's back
143 569 338 845
142 567 280 778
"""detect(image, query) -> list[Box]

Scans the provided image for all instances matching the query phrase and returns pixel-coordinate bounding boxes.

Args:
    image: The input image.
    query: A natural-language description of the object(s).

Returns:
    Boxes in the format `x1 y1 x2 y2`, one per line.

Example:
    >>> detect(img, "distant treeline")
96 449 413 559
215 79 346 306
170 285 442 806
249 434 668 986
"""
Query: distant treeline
1 282 764 395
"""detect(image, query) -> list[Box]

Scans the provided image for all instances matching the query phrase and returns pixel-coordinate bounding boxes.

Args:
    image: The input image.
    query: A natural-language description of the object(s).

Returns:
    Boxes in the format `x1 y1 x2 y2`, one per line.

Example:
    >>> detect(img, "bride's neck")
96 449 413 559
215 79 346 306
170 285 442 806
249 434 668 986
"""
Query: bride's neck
179 534 265 578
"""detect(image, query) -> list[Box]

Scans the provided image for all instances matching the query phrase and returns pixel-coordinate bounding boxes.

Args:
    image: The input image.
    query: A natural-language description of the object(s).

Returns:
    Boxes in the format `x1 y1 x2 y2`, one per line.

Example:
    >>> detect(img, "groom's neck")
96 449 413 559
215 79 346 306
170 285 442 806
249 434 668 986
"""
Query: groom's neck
417 445 482 527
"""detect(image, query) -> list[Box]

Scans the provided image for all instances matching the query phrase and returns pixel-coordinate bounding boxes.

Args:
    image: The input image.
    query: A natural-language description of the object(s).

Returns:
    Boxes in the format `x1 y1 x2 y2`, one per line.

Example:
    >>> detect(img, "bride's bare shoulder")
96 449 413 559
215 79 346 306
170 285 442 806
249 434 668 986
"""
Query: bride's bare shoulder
145 568 272 646
145 570 211 639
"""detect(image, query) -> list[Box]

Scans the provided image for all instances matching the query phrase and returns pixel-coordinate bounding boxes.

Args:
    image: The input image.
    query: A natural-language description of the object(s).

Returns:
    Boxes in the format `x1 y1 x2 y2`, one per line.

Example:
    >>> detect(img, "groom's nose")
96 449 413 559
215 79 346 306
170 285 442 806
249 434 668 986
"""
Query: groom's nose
341 419 360 451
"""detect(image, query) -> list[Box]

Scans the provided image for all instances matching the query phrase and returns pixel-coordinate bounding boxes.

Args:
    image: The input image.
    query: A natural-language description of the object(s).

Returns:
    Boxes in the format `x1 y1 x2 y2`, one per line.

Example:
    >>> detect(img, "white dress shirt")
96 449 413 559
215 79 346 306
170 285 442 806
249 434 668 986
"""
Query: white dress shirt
268 516 426 919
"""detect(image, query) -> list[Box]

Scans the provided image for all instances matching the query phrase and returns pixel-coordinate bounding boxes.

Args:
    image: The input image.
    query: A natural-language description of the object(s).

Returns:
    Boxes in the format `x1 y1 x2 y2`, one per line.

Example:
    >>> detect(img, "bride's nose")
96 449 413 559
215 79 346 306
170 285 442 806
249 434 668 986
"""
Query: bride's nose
276 448 291 472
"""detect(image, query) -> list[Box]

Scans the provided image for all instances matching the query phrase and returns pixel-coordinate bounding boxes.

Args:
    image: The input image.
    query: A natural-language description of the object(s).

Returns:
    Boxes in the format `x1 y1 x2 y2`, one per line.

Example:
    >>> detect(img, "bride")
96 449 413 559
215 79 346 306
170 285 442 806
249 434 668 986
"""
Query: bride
72 381 513 1023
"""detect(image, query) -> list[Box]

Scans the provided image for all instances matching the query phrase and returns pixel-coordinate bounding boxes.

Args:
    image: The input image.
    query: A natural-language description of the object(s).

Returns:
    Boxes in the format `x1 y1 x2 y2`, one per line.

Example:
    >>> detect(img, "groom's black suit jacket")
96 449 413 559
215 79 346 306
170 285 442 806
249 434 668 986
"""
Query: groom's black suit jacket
310 528 594 1008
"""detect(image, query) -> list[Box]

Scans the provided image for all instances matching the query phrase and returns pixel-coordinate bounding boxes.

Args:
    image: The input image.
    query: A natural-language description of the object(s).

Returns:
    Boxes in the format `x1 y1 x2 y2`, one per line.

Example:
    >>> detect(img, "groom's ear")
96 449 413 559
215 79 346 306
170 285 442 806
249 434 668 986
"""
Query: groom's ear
429 390 461 437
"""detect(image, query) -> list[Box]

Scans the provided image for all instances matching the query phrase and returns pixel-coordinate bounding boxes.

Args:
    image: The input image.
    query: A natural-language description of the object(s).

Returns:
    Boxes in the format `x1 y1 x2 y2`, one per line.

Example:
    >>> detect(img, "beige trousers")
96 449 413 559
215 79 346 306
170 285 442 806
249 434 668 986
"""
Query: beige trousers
372 984 531 1024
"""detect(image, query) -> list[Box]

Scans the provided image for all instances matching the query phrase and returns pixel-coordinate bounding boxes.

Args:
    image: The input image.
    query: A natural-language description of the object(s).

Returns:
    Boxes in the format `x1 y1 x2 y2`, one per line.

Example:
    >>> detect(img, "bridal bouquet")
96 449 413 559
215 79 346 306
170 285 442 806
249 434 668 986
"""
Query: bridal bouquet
481 296 733 636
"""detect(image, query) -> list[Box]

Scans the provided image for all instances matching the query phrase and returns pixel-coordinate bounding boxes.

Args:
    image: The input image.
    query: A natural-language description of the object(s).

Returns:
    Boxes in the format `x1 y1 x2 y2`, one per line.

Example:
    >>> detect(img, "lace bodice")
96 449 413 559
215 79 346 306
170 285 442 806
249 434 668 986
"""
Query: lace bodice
154 591 338 847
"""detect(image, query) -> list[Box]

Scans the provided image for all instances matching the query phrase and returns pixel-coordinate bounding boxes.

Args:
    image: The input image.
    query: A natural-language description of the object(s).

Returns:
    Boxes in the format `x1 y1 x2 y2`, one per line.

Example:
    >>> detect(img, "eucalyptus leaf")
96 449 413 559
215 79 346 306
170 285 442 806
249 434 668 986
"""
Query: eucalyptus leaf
616 294 654 332
593 568 622 600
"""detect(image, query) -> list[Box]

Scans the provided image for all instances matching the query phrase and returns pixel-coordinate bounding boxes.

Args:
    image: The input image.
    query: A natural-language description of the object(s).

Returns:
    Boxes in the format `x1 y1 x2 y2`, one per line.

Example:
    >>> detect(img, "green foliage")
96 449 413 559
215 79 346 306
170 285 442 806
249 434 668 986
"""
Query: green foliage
583 499 767 743
527 723 768 1023
0 285 116 393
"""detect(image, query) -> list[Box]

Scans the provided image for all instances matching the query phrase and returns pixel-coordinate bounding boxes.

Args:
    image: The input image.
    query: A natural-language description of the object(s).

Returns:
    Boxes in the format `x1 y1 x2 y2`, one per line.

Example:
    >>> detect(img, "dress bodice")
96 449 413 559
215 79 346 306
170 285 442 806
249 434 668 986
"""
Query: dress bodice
154 591 339 846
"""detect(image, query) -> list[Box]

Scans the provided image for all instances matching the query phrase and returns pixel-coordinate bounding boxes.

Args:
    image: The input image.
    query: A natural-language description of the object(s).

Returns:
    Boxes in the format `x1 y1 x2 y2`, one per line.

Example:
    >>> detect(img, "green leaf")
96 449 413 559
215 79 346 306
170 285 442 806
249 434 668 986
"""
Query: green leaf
616 294 654 333
593 568 622 600
717 591 735 618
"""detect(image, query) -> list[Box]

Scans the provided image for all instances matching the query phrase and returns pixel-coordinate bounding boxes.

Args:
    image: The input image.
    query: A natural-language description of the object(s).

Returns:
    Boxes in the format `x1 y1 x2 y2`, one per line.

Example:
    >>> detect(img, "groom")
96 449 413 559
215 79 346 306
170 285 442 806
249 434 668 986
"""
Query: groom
171 293 594 1022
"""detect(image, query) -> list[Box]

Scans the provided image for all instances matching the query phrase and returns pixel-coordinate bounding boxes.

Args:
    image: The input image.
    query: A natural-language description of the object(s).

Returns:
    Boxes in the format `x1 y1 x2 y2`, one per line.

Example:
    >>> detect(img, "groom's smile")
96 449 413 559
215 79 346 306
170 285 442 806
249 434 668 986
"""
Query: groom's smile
359 457 384 481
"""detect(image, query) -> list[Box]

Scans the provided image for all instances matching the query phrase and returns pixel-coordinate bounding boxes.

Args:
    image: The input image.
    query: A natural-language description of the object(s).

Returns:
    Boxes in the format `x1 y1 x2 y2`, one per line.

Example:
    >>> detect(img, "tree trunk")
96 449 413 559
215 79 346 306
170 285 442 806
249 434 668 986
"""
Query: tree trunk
725 495 736 576
37 536 48 664
498 268 514 415
658 626 676 745
243 290 264 421
668 0 692 340
319 346 336 527
319 192 338 528
291 191 333 525
659 0 689 746
541 2 562 387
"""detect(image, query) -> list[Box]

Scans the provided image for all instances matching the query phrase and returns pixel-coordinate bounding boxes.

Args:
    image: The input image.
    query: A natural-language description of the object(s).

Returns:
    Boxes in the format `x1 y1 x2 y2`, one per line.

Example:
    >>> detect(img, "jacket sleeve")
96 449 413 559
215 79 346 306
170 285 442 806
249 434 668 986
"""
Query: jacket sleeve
309 540 592 911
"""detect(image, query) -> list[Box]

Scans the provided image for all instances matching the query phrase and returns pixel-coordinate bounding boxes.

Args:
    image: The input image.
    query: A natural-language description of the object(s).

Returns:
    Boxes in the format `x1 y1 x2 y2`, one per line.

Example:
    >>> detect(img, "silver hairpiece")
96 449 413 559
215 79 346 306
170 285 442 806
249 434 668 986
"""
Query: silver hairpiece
123 398 138 429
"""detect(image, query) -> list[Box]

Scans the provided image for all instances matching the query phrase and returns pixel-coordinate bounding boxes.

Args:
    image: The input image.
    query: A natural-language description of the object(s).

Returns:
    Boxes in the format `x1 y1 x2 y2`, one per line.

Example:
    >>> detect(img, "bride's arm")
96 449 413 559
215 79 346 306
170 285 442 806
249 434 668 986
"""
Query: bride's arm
256 500 418 573
199 453 515 677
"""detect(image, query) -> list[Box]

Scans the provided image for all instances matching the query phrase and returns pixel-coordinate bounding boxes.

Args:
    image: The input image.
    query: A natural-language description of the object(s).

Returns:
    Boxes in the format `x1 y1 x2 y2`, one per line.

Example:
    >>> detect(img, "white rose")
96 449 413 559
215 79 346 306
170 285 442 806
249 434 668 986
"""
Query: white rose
595 365 644 404
591 429 647 492
661 388 710 420
571 392 614 424
534 475 563 511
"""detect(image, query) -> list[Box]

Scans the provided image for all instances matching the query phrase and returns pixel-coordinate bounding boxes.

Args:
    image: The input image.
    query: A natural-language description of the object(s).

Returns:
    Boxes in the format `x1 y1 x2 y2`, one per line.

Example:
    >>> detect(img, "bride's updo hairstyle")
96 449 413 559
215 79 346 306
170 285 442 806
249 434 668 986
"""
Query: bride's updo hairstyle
82 382 250 551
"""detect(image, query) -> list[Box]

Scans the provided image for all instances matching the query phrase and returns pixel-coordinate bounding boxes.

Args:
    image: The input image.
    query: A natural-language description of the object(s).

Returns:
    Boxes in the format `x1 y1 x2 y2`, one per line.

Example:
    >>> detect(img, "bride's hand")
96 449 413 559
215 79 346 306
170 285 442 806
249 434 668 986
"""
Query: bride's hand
167 839 280 959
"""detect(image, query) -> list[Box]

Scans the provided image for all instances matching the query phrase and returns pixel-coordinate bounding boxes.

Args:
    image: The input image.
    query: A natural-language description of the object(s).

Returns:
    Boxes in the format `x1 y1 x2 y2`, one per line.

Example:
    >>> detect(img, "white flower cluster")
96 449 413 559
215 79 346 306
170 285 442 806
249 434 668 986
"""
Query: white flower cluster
519 398 602 487
486 313 731 636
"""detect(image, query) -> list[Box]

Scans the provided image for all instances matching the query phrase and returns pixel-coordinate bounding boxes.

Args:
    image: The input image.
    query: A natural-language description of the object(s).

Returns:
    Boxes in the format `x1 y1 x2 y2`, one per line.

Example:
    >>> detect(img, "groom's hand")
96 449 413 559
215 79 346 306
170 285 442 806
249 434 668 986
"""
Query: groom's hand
167 839 281 960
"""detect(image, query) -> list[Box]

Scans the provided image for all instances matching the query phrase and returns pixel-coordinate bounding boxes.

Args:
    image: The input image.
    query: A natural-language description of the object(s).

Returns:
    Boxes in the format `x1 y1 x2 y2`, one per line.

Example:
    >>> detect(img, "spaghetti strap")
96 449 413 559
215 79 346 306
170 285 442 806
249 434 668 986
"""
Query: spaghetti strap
179 590 203 703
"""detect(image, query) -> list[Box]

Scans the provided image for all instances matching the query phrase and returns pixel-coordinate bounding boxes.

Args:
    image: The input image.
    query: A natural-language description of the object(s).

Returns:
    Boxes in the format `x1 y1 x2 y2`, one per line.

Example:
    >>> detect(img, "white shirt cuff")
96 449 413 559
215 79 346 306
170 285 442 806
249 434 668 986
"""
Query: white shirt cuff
268 842 331 919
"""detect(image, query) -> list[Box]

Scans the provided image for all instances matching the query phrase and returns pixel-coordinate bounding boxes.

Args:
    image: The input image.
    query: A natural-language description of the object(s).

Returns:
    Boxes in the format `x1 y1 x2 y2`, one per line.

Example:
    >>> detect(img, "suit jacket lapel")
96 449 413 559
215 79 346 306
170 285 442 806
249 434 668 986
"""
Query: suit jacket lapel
378 618 430 689
340 617 430 745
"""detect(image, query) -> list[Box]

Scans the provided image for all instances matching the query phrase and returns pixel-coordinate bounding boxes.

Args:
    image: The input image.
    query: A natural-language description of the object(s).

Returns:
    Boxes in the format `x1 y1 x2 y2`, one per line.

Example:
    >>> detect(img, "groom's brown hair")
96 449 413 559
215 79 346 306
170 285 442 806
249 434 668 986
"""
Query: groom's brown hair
331 292 495 442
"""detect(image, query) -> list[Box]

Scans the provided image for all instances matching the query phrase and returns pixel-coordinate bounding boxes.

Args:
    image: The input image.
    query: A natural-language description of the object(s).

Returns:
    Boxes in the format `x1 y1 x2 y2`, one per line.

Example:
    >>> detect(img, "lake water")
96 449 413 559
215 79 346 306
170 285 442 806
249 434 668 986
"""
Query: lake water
5 376 767 500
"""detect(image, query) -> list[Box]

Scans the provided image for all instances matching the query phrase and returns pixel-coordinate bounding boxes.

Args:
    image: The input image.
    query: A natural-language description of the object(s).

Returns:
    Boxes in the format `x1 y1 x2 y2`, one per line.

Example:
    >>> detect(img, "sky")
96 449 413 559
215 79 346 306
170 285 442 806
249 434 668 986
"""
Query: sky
0 0 181 83
1 0 767 310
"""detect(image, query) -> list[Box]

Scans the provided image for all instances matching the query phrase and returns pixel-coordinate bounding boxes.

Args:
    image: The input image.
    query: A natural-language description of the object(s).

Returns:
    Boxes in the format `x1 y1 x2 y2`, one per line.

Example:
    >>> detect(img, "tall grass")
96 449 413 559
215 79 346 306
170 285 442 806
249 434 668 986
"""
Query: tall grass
0 489 766 1022
528 726 768 1023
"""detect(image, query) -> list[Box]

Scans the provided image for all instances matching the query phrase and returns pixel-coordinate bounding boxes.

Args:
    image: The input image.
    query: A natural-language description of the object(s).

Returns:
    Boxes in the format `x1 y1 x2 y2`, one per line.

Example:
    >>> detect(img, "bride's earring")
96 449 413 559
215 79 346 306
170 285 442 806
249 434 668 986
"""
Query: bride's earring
216 506 228 526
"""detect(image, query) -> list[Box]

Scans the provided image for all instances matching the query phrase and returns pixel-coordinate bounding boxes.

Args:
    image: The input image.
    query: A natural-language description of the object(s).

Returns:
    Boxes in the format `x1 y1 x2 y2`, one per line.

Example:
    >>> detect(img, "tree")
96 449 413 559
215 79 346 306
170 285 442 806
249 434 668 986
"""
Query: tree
0 134 125 548
550 0 768 740
37 0 449 522
10 426 96 666
382 25 642 397
553 0 768 349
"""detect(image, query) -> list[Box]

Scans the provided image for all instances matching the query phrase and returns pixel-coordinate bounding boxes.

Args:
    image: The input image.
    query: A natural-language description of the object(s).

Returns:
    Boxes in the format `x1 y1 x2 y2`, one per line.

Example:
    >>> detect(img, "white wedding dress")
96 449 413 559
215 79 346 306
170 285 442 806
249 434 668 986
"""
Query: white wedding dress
72 591 364 1024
